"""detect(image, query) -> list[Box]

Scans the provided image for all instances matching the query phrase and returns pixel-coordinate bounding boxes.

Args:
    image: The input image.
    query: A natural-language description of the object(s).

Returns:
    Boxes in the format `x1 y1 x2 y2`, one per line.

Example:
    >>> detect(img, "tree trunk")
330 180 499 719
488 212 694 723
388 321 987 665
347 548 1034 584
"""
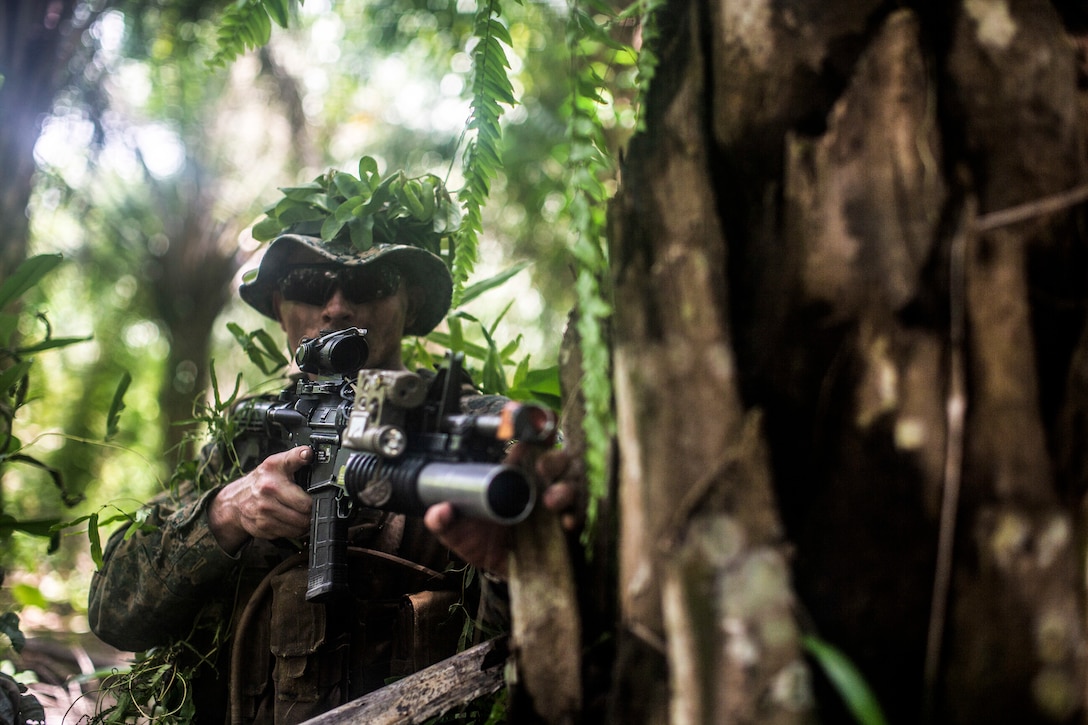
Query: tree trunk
602 0 1088 722
608 3 804 723
0 0 99 518
145 161 245 461
0 1 87 283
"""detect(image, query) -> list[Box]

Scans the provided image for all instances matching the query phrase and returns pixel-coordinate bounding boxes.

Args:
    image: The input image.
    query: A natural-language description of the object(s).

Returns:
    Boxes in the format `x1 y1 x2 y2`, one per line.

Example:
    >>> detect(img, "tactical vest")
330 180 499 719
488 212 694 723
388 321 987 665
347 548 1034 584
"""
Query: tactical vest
228 512 469 725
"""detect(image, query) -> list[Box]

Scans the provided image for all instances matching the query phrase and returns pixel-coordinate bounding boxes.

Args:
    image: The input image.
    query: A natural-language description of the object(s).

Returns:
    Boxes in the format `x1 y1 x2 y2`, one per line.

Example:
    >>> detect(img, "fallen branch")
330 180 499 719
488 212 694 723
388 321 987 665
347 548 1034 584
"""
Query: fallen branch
299 637 508 725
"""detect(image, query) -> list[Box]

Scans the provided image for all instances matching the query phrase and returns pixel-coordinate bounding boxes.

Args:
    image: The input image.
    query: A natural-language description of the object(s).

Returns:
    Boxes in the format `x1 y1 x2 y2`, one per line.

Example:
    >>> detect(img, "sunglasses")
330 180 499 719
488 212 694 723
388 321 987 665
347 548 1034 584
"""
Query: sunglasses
277 264 402 307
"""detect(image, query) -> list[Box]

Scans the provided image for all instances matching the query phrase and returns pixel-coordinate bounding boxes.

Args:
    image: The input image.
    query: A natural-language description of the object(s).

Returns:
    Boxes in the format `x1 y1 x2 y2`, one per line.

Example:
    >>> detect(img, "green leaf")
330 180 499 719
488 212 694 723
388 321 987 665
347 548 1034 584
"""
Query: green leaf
88 512 103 569
0 360 31 396
480 334 507 395
123 509 155 541
5 453 79 506
106 371 132 441
358 156 380 186
0 254 63 311
348 215 375 249
803 634 889 725
0 312 18 347
279 182 325 200
459 262 531 305
253 5 273 44
254 329 289 368
278 203 326 224
397 180 428 220
227 323 288 376
447 315 465 356
488 299 515 336
333 172 366 199
320 213 344 242
252 216 285 241
425 330 489 362
263 0 290 27
517 365 561 397
12 584 48 609
16 334 92 355
0 514 62 538
334 197 364 223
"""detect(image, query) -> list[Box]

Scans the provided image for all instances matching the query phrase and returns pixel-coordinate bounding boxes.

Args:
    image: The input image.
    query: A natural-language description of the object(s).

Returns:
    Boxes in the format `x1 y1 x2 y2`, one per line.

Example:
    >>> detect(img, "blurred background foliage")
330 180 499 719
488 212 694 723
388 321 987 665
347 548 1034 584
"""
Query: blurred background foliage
0 0 641 660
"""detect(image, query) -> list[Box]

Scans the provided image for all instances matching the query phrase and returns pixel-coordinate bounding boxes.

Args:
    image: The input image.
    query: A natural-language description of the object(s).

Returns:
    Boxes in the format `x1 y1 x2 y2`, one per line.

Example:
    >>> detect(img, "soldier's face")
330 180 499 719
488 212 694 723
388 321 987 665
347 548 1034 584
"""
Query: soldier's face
272 253 420 372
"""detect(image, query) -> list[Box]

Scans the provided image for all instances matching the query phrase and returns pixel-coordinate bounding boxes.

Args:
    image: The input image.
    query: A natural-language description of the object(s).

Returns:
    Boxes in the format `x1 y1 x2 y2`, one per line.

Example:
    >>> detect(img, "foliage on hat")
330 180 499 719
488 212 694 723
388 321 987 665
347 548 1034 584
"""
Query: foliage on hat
251 157 462 259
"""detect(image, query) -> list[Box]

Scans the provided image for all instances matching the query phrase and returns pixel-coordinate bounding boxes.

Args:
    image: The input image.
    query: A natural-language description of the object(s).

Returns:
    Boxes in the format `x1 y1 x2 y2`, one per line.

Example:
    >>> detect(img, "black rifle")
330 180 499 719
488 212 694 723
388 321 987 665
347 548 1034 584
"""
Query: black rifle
232 328 554 602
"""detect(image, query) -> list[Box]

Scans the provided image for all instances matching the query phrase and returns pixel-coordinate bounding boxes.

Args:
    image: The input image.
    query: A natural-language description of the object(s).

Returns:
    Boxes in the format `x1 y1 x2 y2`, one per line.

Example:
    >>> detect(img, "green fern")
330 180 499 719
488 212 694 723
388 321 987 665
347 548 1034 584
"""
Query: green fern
563 2 626 540
451 1 517 307
208 0 294 68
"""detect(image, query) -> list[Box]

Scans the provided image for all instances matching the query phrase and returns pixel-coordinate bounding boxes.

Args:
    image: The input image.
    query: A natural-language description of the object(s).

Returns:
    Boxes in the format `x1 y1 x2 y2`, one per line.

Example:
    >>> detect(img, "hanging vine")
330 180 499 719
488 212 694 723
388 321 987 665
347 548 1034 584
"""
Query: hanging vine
451 0 517 307
562 0 653 537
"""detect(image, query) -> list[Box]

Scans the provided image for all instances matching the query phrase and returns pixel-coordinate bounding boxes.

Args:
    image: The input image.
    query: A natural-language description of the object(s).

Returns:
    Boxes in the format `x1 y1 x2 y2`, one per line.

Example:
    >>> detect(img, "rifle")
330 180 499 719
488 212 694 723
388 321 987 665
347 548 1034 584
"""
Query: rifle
231 327 556 602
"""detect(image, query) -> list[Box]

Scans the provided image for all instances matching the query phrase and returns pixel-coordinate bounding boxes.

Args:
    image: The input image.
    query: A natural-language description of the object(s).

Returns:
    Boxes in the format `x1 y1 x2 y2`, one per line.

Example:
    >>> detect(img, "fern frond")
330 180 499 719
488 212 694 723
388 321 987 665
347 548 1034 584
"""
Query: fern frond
451 0 518 307
563 0 646 540
207 0 294 68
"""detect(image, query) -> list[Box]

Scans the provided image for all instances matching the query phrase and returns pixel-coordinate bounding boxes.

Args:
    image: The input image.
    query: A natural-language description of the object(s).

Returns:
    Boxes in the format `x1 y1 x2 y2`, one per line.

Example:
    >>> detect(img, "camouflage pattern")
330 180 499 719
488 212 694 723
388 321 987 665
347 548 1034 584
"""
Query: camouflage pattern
0 671 45 725
88 376 510 725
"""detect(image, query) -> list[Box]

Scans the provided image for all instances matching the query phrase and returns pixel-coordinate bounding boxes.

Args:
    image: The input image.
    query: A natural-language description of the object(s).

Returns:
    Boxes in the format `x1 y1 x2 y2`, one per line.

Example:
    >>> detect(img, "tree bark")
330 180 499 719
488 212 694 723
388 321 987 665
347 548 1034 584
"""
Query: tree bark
603 0 1088 721
608 3 805 723
0 1 87 283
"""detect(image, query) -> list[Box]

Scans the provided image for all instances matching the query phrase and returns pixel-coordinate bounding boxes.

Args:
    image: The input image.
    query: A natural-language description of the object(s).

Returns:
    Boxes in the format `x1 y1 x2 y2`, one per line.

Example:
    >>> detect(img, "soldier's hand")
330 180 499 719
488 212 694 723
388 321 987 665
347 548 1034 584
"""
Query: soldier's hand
208 446 314 554
519 446 584 534
424 446 584 578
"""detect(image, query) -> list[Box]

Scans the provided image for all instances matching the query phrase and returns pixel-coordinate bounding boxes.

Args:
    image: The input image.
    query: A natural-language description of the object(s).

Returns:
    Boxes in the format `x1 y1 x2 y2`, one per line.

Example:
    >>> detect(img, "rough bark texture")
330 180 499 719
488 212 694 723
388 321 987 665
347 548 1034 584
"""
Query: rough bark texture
603 0 1088 722
608 2 805 723
508 499 582 723
940 3 1087 719
299 638 507 725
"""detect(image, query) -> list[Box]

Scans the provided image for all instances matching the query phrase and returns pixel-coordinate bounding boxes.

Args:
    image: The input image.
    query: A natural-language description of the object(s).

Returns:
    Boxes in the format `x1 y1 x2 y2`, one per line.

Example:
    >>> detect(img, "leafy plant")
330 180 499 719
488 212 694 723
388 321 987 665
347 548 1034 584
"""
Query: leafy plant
209 0 296 68
88 617 228 724
251 158 462 258
0 255 94 541
227 323 290 376
402 259 561 407
0 254 107 715
562 1 633 538
451 0 517 305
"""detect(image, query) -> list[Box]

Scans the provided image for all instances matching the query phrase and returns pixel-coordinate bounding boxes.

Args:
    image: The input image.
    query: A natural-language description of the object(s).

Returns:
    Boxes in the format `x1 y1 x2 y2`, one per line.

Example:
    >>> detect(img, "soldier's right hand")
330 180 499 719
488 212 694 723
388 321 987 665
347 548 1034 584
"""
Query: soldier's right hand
207 445 315 555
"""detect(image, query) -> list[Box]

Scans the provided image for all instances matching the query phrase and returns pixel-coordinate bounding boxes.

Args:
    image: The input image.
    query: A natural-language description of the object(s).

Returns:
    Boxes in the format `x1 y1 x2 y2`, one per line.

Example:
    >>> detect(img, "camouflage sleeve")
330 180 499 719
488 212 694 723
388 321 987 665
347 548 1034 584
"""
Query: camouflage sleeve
87 485 243 652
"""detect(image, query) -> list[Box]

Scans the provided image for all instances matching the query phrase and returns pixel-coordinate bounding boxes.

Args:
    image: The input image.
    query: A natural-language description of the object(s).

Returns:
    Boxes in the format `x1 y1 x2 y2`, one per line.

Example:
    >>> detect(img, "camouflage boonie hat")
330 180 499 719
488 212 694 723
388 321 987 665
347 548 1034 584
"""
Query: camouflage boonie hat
239 233 452 337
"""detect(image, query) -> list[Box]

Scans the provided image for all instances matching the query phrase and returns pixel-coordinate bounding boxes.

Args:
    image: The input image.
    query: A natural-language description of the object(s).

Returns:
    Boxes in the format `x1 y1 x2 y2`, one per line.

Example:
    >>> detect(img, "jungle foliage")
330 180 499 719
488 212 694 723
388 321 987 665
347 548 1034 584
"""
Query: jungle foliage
0 0 646 719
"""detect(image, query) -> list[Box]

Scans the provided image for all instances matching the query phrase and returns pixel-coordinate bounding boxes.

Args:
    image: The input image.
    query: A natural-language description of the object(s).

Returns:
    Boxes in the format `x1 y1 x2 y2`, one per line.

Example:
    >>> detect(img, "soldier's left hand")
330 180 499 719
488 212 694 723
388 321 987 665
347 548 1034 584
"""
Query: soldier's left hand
423 446 583 578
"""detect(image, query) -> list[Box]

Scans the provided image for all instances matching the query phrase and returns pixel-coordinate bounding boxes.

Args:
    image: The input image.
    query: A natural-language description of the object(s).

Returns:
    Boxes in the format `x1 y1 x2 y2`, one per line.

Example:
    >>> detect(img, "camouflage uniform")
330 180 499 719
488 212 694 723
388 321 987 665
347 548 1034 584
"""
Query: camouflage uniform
88 377 508 725
0 672 45 725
